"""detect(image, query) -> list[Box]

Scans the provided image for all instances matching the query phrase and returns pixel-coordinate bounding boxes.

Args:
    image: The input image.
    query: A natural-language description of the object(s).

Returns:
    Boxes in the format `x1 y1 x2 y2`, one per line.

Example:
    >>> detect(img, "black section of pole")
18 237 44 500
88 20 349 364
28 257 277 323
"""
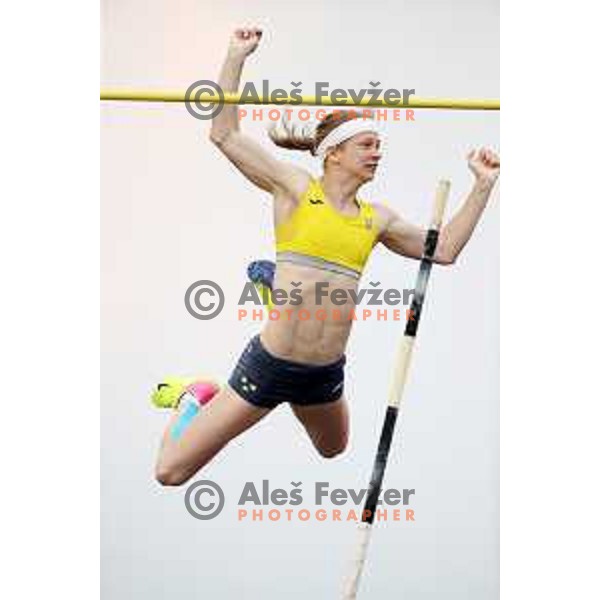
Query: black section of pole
363 406 399 524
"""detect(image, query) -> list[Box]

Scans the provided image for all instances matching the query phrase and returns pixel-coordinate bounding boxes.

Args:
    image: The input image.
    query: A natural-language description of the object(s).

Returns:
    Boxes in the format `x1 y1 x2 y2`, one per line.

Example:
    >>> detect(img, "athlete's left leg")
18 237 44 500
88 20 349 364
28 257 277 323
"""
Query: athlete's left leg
290 396 350 458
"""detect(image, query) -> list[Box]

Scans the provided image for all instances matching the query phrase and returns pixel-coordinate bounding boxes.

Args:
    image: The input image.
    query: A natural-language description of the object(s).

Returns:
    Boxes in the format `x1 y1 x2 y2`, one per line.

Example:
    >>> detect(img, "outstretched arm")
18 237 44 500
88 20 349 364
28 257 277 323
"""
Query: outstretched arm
377 149 500 265
209 29 308 196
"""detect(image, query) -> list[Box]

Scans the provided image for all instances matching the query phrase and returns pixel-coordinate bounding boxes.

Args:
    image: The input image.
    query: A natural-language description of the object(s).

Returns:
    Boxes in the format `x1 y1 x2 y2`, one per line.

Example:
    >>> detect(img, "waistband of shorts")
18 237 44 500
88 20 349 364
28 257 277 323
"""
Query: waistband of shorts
250 335 346 373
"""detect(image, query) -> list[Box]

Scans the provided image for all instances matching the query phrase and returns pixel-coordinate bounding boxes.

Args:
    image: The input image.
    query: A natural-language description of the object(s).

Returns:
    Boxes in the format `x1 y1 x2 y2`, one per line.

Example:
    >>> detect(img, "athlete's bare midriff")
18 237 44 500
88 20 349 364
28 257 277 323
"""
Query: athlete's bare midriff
260 261 360 365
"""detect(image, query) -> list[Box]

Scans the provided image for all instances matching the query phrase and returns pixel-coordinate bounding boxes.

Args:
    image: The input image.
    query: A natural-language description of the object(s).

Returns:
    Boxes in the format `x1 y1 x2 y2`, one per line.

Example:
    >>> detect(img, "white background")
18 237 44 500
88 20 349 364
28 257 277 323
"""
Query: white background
1 0 599 599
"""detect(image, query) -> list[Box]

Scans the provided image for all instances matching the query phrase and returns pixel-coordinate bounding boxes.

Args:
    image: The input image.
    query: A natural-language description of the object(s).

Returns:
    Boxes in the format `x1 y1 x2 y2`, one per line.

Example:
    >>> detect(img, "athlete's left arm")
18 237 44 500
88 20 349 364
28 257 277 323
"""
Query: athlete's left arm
376 148 500 265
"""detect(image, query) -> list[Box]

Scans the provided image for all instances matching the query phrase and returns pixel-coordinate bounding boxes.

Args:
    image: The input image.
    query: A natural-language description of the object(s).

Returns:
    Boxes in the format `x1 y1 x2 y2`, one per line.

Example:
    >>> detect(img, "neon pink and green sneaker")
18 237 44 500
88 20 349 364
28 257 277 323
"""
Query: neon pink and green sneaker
151 377 219 409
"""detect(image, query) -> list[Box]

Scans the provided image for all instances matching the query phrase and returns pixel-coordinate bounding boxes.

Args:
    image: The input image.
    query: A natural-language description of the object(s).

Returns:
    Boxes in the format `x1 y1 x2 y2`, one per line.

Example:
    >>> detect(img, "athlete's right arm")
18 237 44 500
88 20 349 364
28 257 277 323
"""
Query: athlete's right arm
209 29 308 196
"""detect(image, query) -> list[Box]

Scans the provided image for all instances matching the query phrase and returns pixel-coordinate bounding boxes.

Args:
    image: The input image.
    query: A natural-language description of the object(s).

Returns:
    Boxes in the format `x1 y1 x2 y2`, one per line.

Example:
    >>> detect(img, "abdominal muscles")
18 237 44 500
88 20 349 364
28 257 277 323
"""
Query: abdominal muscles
260 262 359 365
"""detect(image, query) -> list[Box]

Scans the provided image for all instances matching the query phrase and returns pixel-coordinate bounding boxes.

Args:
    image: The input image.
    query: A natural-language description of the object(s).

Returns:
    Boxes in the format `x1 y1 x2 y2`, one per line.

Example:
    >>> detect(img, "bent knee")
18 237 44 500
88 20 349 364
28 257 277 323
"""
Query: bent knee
316 438 348 459
155 462 192 487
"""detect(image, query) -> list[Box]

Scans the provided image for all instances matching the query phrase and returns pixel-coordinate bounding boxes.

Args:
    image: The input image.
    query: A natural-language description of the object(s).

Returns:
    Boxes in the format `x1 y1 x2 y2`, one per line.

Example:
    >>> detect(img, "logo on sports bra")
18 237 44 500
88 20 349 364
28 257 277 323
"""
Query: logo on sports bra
309 198 324 205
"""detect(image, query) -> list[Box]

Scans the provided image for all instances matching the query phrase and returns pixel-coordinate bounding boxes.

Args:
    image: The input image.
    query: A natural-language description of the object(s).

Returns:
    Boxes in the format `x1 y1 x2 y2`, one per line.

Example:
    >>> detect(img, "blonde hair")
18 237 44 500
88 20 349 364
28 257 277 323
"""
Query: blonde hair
268 110 372 156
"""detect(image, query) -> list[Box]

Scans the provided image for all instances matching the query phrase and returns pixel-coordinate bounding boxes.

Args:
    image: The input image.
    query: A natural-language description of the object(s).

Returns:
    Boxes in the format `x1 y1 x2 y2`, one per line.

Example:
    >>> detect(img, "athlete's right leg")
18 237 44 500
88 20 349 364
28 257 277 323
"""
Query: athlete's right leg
155 385 271 486
154 263 277 486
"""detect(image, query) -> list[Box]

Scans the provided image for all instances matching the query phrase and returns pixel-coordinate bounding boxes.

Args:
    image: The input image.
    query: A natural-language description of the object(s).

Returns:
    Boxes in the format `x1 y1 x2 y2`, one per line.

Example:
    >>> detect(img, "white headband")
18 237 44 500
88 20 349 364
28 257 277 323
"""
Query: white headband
315 119 382 159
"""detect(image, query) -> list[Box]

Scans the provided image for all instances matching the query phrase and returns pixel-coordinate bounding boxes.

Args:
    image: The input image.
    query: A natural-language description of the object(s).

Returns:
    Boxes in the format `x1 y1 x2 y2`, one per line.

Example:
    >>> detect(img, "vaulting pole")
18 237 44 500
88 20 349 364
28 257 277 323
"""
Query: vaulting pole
342 180 451 599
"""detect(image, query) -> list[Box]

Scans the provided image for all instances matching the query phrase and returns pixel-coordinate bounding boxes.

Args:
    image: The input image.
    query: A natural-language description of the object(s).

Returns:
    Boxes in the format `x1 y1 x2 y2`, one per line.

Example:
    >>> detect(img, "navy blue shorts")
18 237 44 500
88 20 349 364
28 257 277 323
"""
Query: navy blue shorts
228 335 346 409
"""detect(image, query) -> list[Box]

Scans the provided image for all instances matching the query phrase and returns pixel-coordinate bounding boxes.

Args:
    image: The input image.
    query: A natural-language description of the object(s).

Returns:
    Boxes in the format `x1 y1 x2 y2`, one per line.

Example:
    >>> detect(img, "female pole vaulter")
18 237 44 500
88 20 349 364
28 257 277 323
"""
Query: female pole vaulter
152 28 500 486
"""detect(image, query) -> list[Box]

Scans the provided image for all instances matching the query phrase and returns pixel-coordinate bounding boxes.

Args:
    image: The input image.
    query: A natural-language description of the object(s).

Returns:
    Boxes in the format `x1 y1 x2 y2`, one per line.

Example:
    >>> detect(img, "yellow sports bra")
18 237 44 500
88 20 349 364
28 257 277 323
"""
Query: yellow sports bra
275 178 380 279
